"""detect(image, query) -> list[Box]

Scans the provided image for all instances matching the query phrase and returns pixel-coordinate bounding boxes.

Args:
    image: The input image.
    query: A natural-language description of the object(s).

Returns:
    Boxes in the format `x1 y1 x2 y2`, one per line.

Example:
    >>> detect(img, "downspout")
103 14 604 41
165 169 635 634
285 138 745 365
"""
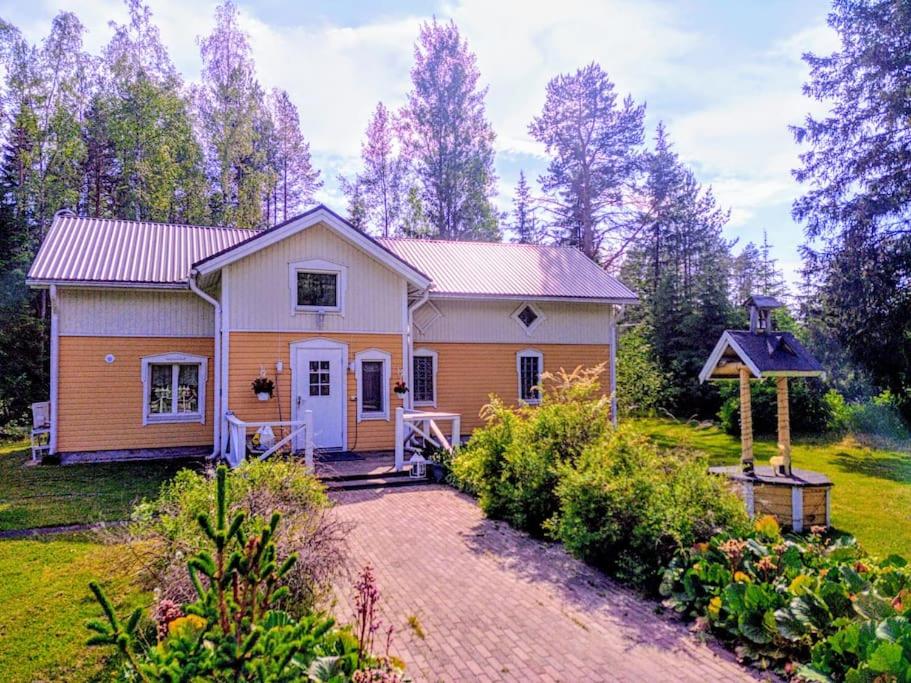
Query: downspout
610 304 625 427
49 284 59 454
405 287 431 411
189 271 221 459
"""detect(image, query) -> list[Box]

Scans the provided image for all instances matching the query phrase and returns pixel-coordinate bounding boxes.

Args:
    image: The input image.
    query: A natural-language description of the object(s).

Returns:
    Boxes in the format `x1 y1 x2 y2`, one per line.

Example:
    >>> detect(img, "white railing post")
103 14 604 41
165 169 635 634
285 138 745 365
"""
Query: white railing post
395 406 405 471
452 415 461 450
304 409 314 470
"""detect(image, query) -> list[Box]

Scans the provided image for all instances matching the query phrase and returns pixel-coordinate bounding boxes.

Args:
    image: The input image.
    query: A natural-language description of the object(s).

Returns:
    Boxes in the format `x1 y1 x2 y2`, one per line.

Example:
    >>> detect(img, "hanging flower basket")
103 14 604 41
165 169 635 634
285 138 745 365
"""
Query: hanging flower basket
393 379 408 397
251 376 275 401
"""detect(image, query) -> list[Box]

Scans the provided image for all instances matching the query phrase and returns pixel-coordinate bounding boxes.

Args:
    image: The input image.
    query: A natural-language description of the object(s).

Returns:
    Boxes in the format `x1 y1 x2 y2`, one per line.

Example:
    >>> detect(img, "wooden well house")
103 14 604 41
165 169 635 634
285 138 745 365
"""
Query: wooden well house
699 295 832 531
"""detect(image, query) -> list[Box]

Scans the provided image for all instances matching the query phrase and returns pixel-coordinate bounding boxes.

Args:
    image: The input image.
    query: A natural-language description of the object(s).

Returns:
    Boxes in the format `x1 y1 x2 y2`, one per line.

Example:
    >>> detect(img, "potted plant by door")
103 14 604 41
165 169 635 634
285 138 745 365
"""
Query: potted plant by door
251 376 275 401
393 379 408 399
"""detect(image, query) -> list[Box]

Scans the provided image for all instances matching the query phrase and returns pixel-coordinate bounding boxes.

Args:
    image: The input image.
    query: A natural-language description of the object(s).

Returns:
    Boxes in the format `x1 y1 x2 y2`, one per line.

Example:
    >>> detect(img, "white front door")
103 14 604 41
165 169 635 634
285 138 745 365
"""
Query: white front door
293 345 345 450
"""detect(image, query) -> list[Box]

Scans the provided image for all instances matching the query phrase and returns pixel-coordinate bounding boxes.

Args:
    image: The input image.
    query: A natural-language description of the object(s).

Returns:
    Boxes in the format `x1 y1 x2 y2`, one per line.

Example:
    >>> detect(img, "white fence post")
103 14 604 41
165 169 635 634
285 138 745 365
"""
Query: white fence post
452 415 461 450
304 409 314 470
394 406 404 471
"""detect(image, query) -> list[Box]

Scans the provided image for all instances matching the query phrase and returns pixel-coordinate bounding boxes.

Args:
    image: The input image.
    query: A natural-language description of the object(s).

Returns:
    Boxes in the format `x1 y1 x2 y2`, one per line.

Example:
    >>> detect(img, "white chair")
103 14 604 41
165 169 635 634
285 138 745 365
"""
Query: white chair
30 401 51 462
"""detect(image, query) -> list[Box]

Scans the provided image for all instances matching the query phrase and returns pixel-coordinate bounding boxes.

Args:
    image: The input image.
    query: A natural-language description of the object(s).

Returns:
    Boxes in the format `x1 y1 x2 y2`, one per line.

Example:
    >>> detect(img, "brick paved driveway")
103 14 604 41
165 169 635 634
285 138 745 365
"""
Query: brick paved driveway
330 485 762 683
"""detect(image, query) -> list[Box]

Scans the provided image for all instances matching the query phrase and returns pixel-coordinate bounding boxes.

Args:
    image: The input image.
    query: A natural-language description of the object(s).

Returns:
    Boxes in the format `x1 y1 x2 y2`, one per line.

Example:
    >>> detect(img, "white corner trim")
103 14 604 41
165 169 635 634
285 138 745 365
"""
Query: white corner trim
140 352 208 426
354 348 392 421
516 348 544 405
412 347 438 407
511 301 546 336
288 258 347 315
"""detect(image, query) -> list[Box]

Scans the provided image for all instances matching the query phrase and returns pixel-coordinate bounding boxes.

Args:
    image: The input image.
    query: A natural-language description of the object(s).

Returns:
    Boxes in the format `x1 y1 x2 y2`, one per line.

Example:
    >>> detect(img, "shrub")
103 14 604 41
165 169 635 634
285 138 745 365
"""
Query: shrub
549 427 749 588
451 365 612 536
616 327 670 417
128 459 349 615
87 466 401 682
660 518 911 675
824 388 910 441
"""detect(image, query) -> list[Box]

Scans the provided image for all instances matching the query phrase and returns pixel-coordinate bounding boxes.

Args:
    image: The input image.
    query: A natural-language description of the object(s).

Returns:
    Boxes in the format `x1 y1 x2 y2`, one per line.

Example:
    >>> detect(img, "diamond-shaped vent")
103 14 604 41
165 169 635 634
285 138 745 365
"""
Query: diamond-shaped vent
517 306 538 328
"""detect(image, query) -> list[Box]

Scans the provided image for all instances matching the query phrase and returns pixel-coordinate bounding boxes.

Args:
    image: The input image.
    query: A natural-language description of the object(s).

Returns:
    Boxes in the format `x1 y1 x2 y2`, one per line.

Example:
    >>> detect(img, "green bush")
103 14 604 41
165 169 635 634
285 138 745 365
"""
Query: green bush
451 366 612 536
824 389 910 441
717 378 832 436
660 517 911 676
616 327 669 417
87 466 401 682
129 459 349 615
548 427 749 588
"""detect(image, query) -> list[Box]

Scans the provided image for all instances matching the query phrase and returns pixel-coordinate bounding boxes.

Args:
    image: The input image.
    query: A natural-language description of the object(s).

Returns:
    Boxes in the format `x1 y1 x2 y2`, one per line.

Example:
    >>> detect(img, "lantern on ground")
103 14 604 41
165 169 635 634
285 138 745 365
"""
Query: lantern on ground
408 453 427 478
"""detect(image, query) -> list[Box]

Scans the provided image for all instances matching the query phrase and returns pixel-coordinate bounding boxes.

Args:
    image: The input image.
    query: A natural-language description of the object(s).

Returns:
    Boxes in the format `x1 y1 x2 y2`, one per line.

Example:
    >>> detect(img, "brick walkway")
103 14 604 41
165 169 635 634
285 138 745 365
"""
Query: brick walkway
329 485 763 682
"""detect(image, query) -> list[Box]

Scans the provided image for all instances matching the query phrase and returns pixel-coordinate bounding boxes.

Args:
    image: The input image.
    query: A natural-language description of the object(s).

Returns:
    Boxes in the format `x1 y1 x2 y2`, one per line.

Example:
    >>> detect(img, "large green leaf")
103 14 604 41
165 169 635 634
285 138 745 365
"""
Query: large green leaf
866 640 905 674
853 590 895 621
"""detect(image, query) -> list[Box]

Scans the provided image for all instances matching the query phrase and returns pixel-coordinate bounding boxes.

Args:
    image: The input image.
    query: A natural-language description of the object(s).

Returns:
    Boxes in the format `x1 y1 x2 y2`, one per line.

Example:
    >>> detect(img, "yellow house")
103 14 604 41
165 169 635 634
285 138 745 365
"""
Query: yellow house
27 205 637 465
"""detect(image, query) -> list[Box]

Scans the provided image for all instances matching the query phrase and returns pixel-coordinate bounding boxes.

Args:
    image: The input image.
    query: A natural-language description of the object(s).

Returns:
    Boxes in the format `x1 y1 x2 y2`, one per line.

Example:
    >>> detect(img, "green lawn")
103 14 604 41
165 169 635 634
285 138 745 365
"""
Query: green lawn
0 534 150 682
0 441 201 531
633 418 911 557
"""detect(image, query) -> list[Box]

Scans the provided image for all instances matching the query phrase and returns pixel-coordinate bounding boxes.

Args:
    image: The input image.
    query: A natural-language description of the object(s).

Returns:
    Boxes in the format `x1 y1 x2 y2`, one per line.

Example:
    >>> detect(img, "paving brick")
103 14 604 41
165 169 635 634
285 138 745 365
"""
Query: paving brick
330 485 762 682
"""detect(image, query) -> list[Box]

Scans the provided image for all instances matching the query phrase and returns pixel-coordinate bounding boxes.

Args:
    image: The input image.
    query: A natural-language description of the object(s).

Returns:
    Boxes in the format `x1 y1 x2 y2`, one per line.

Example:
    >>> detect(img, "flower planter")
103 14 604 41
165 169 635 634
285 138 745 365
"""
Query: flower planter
256 392 271 401
428 462 446 484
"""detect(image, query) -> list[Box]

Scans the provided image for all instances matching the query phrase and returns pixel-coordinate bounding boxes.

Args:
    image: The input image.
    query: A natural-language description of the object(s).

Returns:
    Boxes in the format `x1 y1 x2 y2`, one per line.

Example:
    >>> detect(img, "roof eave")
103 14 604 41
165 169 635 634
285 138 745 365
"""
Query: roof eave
26 278 189 290
428 292 639 305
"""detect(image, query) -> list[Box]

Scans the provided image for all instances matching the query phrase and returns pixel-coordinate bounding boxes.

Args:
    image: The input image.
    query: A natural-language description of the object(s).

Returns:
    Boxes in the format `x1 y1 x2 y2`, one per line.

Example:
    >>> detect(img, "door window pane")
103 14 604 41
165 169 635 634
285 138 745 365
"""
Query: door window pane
361 361 383 413
297 271 338 307
309 360 331 396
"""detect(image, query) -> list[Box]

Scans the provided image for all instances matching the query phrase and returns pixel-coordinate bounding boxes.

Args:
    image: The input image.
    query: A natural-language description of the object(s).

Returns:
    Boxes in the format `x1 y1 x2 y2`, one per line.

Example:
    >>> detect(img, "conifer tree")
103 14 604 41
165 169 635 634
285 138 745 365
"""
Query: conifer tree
511 170 541 244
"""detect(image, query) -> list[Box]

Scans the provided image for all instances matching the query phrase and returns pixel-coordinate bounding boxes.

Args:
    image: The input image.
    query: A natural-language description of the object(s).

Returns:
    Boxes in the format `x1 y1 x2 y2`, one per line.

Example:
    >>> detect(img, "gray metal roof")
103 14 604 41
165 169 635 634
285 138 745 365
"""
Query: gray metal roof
378 238 638 302
700 330 824 382
27 212 639 303
744 295 784 310
27 216 252 286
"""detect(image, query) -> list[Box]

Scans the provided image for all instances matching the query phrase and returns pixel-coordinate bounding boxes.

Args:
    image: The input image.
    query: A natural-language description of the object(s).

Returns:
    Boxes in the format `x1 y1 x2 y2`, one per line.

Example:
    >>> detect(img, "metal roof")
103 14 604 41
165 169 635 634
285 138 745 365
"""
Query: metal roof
27 213 639 303
27 216 253 286
700 330 824 382
378 238 638 302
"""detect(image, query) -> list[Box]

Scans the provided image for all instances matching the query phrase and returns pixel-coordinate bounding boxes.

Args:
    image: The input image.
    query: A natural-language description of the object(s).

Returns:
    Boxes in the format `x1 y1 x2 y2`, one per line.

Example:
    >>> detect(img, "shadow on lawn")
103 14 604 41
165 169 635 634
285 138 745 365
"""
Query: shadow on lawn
828 450 911 483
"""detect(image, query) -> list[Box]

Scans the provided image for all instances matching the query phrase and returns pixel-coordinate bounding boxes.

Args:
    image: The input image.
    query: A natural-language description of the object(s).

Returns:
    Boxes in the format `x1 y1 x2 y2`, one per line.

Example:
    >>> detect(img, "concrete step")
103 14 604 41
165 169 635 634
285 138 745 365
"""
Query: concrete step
325 475 428 491
319 467 411 482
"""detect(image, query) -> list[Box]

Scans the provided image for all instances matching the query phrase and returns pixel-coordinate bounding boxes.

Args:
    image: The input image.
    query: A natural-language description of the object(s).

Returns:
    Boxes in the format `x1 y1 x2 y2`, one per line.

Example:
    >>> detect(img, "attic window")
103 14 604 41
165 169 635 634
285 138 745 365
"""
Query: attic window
512 302 545 334
288 259 347 315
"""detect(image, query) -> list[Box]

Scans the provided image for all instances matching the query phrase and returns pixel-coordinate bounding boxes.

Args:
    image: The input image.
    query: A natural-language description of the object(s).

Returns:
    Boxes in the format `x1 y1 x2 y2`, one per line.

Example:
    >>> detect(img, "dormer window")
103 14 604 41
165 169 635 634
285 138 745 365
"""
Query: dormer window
512 302 545 335
288 259 347 315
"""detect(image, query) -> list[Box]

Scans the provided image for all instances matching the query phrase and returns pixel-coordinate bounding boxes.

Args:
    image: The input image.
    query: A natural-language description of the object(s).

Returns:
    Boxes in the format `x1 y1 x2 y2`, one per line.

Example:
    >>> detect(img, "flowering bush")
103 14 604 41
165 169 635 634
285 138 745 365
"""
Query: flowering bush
660 516 911 677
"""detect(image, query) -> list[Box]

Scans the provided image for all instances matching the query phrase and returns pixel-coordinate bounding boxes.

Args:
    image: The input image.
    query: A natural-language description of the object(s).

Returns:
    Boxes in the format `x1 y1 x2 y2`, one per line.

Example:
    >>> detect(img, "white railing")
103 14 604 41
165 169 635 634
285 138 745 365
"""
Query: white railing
224 410 314 469
394 407 461 471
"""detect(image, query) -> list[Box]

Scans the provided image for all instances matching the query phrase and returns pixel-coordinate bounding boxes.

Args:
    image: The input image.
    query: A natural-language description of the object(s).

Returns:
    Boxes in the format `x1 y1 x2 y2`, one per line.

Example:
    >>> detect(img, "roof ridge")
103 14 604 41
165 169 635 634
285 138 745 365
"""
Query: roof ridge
60 214 257 233
379 237 579 251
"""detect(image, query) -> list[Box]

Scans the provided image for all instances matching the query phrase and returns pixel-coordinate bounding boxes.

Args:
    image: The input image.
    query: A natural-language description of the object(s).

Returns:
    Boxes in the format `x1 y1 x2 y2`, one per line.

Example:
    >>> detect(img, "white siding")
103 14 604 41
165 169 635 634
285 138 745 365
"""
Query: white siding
226 222 406 333
416 299 613 344
58 288 214 337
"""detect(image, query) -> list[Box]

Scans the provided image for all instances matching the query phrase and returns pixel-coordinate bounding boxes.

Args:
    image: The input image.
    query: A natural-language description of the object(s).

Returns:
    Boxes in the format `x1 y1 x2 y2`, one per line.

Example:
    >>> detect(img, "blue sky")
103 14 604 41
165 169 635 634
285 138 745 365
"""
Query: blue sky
4 0 840 284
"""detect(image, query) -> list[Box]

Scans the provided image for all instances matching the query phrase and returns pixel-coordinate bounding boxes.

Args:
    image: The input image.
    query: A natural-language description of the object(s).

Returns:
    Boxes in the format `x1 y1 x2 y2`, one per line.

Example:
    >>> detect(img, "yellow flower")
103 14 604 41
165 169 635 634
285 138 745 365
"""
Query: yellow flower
708 596 722 620
733 571 751 583
168 614 206 639
753 515 781 540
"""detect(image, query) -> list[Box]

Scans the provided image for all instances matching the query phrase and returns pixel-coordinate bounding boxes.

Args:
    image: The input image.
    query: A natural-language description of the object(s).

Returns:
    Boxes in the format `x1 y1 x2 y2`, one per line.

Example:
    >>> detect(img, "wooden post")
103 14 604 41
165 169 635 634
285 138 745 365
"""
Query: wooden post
775 376 792 474
739 366 754 473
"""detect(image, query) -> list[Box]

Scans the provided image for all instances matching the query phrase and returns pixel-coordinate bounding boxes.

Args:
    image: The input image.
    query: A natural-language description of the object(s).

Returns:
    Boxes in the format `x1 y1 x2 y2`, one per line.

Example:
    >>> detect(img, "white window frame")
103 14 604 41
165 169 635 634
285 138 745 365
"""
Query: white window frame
289 258 347 315
511 301 546 335
355 348 391 421
516 348 544 405
412 347 438 407
141 352 207 425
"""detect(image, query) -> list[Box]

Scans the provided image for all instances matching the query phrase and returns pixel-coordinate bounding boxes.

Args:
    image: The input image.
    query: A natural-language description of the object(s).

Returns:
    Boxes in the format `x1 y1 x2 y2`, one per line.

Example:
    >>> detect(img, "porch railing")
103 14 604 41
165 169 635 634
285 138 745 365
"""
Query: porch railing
224 410 314 469
394 407 461 471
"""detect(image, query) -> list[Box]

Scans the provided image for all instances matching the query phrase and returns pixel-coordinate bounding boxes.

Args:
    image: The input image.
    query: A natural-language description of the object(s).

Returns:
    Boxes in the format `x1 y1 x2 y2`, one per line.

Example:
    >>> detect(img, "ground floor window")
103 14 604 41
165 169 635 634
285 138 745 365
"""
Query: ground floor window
141 353 207 424
355 349 391 421
413 348 437 406
516 349 543 404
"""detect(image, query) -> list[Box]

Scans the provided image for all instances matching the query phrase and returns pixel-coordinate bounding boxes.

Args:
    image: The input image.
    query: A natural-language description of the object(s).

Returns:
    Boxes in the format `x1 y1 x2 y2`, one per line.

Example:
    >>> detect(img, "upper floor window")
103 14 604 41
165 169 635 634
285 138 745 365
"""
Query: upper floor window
141 352 207 425
289 259 347 314
516 349 543 404
512 302 546 335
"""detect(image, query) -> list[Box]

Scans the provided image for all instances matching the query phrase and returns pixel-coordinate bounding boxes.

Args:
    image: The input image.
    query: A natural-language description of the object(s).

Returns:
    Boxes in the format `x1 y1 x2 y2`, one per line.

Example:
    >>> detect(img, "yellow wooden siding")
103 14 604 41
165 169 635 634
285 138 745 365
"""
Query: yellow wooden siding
226 222 406 333
418 342 611 433
228 332 404 451
57 336 214 453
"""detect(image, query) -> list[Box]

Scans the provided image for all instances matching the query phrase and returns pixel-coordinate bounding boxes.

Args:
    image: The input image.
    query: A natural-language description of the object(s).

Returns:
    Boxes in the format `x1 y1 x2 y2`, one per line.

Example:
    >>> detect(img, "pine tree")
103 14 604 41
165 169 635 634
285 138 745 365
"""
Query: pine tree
511 171 541 244
529 62 644 261
399 19 499 241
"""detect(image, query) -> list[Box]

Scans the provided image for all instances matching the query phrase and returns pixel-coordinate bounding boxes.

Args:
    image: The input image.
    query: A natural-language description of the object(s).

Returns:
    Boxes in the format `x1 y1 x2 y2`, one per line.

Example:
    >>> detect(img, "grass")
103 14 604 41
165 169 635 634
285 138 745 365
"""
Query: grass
633 418 911 557
0 441 201 531
0 534 150 682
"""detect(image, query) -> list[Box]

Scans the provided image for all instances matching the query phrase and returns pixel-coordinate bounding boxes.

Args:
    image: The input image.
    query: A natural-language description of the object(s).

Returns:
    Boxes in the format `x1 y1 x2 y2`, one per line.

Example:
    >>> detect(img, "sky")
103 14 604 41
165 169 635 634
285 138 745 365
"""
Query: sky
2 0 841 285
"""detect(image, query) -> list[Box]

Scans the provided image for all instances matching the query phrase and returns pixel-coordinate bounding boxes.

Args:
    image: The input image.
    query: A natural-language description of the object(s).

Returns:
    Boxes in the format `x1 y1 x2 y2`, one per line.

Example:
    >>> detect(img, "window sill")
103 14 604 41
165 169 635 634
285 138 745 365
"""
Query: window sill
519 398 541 406
413 400 436 408
294 307 343 315
358 413 389 422
145 413 204 425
